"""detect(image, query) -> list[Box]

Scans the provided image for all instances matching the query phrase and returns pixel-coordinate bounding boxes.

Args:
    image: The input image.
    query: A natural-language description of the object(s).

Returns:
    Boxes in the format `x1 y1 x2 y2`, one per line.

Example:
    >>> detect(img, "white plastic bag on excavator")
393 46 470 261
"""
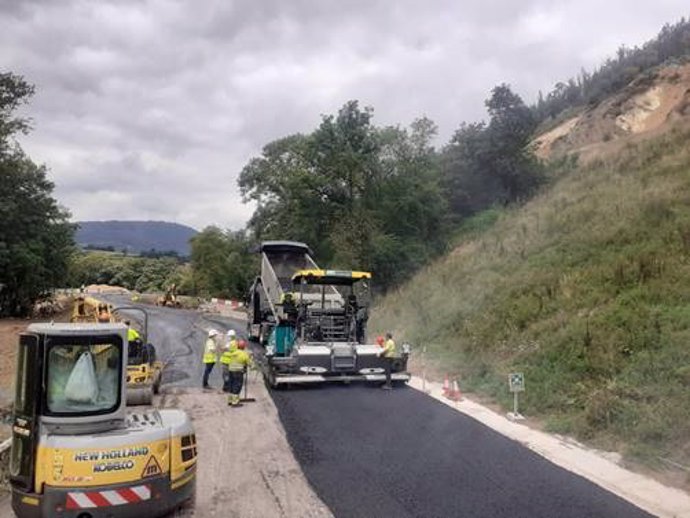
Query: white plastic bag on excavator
64 351 99 403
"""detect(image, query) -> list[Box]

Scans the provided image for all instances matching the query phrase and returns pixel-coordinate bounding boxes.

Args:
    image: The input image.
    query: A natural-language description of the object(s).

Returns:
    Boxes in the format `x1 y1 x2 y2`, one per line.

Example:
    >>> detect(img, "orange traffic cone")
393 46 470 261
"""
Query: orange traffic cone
442 374 450 396
449 380 463 401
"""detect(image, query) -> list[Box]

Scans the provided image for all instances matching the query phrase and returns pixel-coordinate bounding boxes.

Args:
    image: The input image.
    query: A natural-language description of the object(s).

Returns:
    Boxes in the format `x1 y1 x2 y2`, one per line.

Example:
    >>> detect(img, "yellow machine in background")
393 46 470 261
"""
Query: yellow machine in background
156 284 181 308
71 296 114 323
9 323 196 518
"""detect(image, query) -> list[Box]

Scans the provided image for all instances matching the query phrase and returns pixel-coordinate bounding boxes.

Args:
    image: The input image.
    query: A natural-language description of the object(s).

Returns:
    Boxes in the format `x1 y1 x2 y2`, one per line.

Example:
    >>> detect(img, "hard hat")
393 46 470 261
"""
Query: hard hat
208 329 218 337
227 329 236 337
238 339 247 350
376 336 384 346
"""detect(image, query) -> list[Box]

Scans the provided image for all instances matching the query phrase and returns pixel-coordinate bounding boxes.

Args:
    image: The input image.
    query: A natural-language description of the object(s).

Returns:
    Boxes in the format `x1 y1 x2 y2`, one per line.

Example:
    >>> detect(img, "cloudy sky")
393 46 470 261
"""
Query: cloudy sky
1 1 687 230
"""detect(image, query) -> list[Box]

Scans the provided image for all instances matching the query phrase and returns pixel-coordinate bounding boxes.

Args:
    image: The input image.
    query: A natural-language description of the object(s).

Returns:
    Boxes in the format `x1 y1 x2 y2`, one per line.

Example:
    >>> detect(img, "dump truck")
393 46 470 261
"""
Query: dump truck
9 322 197 518
247 241 410 387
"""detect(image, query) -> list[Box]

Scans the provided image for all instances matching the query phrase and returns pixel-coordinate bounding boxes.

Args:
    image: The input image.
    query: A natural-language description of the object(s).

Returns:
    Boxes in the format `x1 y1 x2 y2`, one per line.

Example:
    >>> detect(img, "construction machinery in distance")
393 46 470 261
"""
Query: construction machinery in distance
9 322 197 518
71 296 114 324
247 241 411 387
156 284 181 308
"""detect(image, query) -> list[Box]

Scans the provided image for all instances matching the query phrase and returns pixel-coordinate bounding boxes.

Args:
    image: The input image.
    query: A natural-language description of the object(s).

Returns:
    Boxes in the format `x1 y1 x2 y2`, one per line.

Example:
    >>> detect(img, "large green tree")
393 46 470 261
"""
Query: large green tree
441 85 542 220
0 73 74 316
485 84 541 201
239 101 448 289
189 227 255 299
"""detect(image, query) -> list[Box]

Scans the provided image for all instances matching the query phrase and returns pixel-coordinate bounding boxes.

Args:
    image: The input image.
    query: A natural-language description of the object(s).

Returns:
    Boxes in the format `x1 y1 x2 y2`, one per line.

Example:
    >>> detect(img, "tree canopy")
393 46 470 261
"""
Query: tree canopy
0 72 74 316
239 101 449 288
533 17 690 122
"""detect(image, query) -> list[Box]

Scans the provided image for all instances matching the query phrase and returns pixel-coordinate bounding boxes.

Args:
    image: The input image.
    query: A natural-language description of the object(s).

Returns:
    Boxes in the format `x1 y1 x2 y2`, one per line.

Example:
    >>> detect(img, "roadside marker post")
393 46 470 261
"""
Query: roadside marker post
421 346 429 394
507 372 525 421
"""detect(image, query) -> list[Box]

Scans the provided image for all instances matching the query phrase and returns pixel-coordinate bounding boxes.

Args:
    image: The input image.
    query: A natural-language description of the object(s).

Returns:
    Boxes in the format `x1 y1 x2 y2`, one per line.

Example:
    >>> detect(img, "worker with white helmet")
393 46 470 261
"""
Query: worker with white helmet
220 329 239 392
202 329 220 389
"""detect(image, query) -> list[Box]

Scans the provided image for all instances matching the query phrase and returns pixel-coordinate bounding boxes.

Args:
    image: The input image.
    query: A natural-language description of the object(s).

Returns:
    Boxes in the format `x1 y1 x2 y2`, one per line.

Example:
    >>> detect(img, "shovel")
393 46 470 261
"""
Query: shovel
240 368 256 403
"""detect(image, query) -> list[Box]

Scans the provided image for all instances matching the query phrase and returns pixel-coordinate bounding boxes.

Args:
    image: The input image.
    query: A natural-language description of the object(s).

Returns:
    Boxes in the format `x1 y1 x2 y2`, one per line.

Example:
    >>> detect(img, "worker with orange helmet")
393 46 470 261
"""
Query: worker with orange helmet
378 332 397 390
224 339 253 407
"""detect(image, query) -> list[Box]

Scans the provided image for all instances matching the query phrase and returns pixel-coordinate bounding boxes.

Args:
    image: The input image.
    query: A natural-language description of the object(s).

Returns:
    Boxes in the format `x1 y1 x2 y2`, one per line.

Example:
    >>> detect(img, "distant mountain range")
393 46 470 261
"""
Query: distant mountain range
76 220 198 256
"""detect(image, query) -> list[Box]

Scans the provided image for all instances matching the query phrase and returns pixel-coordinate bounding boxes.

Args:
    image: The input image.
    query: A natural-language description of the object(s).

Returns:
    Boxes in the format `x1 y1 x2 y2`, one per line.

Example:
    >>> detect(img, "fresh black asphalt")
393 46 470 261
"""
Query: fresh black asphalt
270 384 653 518
104 299 653 518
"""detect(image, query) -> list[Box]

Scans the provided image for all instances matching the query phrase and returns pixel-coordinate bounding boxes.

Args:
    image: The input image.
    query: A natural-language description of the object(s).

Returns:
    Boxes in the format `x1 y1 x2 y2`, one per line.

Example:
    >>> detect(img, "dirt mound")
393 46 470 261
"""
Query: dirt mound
533 116 582 159
85 284 129 294
535 62 690 160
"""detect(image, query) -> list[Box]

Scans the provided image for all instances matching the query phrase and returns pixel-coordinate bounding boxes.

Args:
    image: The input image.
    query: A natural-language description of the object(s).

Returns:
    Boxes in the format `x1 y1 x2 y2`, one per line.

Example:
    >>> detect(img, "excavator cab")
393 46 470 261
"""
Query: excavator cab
9 323 196 518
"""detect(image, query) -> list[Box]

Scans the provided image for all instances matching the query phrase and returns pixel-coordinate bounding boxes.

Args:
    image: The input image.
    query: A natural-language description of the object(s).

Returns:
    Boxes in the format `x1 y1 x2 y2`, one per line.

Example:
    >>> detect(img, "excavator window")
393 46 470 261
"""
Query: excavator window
44 336 122 416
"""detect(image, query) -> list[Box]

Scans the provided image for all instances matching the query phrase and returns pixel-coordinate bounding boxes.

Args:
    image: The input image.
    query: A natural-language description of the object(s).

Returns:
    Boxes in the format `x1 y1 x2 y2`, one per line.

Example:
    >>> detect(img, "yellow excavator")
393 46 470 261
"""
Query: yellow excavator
9 322 197 518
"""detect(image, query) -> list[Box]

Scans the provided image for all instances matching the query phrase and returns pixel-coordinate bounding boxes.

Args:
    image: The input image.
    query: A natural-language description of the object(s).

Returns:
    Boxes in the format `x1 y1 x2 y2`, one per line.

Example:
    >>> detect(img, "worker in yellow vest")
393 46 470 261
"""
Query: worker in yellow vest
221 329 239 392
379 332 396 390
202 329 219 389
225 340 254 407
125 320 141 343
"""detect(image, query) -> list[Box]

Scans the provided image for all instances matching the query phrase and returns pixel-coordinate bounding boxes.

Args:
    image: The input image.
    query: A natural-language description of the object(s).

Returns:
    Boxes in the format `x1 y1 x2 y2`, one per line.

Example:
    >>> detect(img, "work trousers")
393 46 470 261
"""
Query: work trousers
202 362 215 387
226 370 244 395
384 357 393 388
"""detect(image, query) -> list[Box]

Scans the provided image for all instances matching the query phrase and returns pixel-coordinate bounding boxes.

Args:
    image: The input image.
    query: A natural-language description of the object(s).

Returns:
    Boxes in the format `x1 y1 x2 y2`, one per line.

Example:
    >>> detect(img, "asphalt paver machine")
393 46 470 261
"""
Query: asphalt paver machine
9 322 197 518
247 241 410 387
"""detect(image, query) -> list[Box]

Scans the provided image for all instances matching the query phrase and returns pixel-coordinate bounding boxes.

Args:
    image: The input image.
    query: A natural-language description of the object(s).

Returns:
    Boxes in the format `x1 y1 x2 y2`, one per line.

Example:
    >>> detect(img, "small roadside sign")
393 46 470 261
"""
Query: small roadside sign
508 372 525 393
508 373 525 421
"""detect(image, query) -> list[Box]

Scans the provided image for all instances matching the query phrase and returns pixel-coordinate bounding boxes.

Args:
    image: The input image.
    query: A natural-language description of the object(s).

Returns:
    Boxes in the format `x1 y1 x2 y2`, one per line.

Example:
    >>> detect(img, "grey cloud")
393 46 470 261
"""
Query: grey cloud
1 0 688 229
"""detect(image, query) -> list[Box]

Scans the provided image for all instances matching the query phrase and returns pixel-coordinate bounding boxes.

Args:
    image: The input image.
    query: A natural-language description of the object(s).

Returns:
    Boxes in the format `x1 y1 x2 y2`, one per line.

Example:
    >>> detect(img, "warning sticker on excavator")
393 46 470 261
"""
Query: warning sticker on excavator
141 456 162 478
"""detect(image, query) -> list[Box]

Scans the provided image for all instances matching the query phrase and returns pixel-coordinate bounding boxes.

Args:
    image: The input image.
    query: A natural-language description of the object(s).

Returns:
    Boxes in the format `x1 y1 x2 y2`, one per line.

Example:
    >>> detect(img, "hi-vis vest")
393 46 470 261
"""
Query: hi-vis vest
220 339 238 364
383 339 396 358
224 349 253 372
203 338 217 364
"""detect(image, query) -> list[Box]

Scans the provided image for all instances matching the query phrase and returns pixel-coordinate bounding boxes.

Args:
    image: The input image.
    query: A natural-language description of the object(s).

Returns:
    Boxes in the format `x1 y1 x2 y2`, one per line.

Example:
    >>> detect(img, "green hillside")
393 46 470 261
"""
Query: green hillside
371 124 690 469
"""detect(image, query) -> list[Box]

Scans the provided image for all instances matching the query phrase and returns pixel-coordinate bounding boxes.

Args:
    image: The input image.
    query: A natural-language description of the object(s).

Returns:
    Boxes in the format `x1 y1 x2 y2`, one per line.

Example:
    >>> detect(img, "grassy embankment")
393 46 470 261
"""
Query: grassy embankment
371 125 690 469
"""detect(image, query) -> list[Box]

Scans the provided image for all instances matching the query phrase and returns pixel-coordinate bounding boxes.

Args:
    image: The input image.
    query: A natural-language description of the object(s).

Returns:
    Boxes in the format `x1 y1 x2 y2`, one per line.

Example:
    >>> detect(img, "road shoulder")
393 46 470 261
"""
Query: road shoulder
162 382 332 518
409 376 690 518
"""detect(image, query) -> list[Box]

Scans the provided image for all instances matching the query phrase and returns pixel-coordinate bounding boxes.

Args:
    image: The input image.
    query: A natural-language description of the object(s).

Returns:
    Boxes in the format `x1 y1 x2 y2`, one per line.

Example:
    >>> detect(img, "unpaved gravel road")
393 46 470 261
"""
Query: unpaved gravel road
162 386 330 518
0 298 331 518
111 297 332 518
